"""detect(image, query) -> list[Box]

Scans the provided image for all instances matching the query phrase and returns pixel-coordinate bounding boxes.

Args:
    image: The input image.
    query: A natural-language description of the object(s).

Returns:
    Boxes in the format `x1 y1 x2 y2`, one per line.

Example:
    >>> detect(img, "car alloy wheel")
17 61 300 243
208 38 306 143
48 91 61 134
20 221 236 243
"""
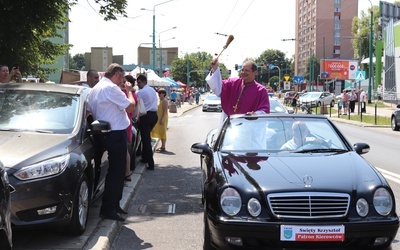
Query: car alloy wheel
391 116 399 131
66 175 89 235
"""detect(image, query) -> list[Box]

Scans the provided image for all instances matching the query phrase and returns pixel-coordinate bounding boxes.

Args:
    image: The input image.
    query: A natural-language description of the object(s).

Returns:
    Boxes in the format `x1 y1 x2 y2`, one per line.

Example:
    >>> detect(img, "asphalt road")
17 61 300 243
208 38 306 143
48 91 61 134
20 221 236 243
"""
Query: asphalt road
111 105 219 249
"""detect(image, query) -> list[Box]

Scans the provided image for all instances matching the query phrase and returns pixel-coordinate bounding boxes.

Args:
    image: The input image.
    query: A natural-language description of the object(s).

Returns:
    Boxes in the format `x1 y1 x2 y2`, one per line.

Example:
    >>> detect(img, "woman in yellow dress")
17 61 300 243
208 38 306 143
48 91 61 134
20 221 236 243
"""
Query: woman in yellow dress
151 88 169 152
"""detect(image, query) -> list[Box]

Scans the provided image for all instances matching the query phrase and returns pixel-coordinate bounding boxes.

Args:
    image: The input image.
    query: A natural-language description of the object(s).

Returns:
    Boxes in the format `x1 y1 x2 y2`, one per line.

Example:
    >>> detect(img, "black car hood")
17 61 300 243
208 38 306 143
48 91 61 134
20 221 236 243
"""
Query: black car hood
0 132 72 171
219 152 384 192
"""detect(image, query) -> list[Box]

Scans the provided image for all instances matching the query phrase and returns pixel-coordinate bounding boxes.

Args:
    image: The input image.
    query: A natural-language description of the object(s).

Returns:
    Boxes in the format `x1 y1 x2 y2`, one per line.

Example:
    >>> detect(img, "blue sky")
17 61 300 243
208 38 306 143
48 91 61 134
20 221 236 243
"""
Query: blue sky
68 0 391 70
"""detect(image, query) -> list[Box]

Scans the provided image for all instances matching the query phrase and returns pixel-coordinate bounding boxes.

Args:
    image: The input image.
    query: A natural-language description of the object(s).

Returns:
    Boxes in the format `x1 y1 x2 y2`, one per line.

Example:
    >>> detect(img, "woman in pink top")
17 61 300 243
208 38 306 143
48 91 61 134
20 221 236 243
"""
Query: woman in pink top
120 75 138 181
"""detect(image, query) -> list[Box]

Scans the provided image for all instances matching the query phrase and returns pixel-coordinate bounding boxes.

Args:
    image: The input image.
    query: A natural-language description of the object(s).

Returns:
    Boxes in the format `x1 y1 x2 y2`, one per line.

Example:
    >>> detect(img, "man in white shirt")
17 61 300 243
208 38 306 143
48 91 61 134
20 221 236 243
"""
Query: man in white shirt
136 74 158 170
359 88 367 113
82 69 99 88
87 63 136 221
281 121 318 150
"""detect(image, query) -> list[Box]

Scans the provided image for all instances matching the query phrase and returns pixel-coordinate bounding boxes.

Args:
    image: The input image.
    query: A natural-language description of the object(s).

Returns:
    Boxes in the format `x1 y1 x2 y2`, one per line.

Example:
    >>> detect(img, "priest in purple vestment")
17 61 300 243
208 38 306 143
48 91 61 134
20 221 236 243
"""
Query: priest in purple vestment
206 58 270 122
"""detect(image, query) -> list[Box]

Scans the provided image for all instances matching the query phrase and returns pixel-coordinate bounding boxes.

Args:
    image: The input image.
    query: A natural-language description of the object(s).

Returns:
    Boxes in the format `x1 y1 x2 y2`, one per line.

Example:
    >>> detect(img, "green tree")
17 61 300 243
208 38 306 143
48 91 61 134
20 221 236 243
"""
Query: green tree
351 4 380 71
69 53 85 70
0 0 127 79
170 52 228 87
254 49 290 88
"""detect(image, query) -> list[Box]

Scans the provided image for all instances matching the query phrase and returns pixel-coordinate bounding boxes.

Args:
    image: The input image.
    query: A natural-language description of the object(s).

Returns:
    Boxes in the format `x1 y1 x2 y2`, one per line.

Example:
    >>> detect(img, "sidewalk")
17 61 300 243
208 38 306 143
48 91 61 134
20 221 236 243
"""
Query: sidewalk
294 99 396 127
84 101 201 250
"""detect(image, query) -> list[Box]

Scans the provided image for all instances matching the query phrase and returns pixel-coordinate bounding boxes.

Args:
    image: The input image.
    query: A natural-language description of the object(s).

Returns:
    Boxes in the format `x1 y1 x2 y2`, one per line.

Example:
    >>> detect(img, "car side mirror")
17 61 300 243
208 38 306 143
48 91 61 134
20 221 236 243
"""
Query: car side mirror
91 120 111 134
353 142 370 155
191 143 212 157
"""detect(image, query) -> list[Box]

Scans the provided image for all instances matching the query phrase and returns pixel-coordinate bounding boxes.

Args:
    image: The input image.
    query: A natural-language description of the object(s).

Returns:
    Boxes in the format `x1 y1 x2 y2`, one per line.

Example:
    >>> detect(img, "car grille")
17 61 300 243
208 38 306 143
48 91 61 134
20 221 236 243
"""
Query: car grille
267 192 350 219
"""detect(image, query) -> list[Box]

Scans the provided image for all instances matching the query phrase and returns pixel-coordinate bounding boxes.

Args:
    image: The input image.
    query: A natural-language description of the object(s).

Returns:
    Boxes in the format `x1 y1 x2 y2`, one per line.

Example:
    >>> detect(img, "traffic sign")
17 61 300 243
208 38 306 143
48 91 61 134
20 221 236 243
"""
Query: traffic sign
355 71 365 80
293 76 304 84
284 76 290 81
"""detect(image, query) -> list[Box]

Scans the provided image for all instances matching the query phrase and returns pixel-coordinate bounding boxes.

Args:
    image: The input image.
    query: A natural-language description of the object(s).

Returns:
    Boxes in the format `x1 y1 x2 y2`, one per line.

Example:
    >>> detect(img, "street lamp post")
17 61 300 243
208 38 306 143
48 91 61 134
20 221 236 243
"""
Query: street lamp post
159 37 175 76
184 47 200 86
368 0 373 103
141 0 174 71
157 26 176 76
269 64 281 91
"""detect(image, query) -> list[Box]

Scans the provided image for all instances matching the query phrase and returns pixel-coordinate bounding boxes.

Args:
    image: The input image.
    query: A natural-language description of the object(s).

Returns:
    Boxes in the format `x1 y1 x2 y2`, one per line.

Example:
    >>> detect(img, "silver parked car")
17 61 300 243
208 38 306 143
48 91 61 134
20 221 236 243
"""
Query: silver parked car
299 91 335 107
202 94 222 112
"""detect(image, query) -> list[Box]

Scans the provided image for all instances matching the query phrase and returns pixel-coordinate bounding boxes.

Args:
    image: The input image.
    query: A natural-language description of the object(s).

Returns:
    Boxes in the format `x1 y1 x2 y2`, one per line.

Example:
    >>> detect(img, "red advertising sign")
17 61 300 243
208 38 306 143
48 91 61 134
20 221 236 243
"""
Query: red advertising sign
320 59 358 80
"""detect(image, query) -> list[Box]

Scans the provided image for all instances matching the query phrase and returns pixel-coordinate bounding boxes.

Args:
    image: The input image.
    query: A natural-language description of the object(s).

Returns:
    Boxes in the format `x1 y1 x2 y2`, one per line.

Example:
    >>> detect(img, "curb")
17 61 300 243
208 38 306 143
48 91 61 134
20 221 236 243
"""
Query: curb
84 142 158 250
84 105 201 249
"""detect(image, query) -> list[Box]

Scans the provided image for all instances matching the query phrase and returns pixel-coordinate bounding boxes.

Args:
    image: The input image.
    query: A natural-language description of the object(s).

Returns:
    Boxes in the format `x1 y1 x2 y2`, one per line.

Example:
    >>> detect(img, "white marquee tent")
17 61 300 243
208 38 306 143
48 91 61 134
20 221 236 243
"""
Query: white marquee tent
145 69 170 87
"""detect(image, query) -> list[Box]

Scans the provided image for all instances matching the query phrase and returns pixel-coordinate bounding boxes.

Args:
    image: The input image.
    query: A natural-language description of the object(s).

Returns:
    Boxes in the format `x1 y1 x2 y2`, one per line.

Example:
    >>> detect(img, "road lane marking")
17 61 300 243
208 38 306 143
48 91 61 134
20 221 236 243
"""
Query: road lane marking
376 167 400 185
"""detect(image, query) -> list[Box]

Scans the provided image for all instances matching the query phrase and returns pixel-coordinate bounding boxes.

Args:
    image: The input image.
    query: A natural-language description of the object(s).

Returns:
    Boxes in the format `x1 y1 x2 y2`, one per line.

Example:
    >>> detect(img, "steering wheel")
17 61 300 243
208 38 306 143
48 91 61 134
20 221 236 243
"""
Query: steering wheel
297 138 330 150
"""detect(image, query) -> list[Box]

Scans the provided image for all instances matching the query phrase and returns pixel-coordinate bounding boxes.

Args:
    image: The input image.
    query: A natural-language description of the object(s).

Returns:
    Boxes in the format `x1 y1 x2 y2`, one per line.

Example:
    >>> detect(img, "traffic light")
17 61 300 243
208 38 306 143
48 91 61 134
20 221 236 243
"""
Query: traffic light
235 64 238 70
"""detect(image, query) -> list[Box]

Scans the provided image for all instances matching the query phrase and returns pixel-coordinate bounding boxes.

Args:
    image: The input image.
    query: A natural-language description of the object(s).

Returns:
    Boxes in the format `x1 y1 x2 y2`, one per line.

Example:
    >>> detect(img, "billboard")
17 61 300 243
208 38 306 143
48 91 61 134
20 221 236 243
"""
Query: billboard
320 59 359 80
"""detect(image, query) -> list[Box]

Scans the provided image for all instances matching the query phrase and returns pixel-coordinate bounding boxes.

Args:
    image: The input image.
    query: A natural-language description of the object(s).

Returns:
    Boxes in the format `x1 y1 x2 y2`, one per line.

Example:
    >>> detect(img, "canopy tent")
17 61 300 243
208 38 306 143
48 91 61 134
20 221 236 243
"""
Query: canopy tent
145 69 170 87
130 66 146 77
163 77 180 88
361 57 384 64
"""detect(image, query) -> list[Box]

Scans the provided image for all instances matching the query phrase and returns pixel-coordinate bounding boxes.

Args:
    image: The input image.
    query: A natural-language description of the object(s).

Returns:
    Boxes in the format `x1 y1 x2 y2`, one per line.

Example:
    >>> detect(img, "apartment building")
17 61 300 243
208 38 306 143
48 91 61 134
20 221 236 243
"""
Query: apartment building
295 0 358 77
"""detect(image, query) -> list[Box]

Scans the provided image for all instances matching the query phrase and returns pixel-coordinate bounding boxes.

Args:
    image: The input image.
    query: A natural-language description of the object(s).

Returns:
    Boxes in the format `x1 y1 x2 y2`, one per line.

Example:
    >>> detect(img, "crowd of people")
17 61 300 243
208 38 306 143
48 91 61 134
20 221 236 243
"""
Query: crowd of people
338 88 367 114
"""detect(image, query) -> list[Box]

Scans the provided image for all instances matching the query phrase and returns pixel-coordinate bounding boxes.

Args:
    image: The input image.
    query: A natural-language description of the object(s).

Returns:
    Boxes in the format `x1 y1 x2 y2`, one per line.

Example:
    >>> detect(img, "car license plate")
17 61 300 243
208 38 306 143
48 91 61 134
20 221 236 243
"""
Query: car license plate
280 225 345 242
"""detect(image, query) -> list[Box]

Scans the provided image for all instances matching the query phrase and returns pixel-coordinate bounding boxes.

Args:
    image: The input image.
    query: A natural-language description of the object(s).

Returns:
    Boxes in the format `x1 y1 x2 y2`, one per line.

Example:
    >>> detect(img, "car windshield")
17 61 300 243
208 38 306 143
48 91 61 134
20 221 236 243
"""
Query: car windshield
0 89 79 134
205 95 220 101
269 99 286 113
306 93 321 98
220 116 348 152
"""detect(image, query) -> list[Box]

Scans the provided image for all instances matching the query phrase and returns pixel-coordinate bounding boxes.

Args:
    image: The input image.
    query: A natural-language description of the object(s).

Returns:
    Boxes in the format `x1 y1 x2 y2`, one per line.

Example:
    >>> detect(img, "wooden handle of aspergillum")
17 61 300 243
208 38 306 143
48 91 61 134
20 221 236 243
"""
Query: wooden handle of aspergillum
215 35 234 60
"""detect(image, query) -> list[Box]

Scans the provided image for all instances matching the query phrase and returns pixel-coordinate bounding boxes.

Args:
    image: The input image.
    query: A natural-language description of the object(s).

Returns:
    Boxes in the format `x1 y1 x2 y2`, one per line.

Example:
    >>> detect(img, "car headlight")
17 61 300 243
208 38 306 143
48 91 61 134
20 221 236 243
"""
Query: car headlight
14 155 70 180
356 198 369 217
373 187 393 216
247 198 261 217
220 187 242 216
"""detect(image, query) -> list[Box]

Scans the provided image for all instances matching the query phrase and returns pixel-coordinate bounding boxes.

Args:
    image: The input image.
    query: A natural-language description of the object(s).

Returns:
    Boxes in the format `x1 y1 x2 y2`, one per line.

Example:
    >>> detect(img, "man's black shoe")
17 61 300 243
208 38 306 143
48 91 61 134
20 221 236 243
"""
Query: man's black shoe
147 166 154 170
100 212 125 221
116 206 128 215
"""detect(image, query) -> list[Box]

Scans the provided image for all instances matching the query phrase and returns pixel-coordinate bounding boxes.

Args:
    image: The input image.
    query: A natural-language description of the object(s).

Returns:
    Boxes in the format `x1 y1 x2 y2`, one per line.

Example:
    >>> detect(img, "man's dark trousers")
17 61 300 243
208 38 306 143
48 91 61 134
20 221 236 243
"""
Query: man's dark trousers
139 111 158 169
100 130 127 213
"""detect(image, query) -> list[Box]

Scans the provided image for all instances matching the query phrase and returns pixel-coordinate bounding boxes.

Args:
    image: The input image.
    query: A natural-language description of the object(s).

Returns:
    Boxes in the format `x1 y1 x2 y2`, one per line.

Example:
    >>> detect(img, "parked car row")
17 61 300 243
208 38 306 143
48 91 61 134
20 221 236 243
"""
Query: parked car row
0 83 141 246
202 93 293 114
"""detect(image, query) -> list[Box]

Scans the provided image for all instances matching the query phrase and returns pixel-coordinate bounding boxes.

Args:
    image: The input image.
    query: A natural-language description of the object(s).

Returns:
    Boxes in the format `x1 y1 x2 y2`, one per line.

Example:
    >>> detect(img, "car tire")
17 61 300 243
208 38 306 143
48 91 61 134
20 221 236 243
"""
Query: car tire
317 101 321 107
203 207 216 250
391 116 399 131
66 175 89 236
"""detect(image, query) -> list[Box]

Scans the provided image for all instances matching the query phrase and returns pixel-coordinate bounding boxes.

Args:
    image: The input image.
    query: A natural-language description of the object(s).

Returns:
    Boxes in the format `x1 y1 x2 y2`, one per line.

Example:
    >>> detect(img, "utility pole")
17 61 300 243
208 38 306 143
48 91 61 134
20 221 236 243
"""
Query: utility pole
368 0 373 103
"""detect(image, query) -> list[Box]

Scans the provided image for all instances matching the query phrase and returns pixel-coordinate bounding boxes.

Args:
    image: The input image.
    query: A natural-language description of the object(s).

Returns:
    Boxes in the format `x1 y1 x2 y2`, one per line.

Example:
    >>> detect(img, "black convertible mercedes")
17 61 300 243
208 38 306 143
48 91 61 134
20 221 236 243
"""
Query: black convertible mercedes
191 114 399 250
